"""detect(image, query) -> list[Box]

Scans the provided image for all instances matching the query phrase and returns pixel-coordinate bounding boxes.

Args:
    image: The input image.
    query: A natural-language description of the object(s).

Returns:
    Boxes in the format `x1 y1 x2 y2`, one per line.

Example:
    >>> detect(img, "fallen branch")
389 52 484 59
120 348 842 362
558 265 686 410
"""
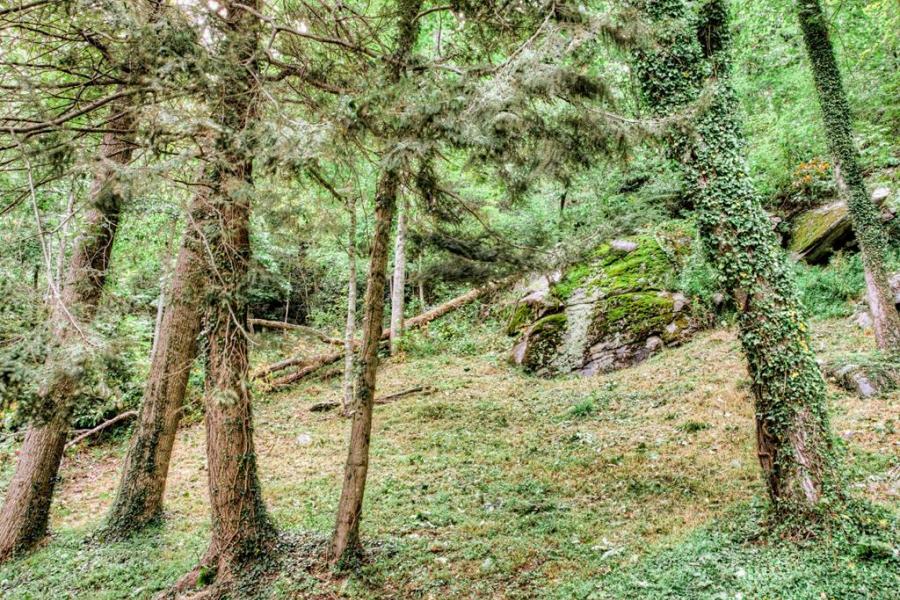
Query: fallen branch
258 277 515 388
309 386 434 413
375 385 431 405
249 318 344 346
65 410 138 450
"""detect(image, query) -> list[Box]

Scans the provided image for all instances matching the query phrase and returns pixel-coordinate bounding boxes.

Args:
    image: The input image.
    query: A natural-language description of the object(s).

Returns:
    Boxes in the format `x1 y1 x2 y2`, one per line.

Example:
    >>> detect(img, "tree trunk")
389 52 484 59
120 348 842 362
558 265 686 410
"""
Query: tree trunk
202 184 273 571
101 189 209 539
330 171 399 565
343 194 358 414
389 197 407 354
330 0 423 566
180 1 273 587
633 0 841 520
795 0 900 352
0 103 136 562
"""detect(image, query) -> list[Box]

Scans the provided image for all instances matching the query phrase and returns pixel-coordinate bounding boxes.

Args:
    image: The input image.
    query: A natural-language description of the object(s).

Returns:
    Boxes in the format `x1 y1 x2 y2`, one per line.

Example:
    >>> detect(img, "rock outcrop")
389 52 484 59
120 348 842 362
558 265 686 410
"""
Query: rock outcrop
822 354 900 399
509 225 701 377
788 186 895 264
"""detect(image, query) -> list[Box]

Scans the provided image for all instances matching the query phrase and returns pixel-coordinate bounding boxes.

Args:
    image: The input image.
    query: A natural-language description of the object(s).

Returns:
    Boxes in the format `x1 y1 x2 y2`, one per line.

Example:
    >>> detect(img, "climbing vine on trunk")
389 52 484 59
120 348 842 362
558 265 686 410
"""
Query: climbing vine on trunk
631 0 842 521
794 0 900 352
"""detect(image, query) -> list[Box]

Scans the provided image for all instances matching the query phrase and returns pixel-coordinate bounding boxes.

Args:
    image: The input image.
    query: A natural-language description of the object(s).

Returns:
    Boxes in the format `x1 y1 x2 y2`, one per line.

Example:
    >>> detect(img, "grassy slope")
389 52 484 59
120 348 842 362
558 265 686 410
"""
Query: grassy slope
1 315 897 599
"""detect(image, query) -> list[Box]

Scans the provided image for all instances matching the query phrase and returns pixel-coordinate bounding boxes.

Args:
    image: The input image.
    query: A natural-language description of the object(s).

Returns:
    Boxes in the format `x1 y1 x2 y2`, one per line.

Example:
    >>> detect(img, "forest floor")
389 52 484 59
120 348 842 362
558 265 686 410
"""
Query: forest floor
1 316 898 599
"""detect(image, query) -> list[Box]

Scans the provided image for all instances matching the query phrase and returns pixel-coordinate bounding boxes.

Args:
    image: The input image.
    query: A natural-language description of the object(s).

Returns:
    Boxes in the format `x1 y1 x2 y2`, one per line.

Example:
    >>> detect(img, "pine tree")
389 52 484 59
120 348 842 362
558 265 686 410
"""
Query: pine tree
330 0 425 565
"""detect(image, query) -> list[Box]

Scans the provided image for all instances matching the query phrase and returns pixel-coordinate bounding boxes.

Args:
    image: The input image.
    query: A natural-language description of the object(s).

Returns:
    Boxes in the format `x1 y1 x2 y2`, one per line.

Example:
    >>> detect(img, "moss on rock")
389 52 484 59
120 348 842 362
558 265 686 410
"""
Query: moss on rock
788 201 852 263
513 313 568 376
512 223 700 377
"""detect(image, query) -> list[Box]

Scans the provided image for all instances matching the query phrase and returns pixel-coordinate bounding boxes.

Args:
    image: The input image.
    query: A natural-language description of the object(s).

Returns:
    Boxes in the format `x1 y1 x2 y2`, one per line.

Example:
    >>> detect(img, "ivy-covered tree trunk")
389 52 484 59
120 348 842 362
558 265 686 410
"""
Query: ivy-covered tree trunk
330 0 423 566
795 0 900 352
0 104 136 562
632 0 841 518
101 187 210 538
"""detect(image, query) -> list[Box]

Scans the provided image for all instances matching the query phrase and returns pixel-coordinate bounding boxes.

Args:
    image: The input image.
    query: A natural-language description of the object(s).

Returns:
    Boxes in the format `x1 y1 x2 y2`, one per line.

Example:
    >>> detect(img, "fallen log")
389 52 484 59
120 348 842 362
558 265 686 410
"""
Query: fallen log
258 277 515 388
309 386 434 413
249 318 344 346
65 410 138 450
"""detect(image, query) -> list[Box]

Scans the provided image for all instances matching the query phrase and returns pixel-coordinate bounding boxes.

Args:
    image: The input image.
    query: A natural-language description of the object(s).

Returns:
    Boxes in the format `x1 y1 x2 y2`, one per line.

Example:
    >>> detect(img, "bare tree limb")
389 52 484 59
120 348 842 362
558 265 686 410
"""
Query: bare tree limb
65 410 138 450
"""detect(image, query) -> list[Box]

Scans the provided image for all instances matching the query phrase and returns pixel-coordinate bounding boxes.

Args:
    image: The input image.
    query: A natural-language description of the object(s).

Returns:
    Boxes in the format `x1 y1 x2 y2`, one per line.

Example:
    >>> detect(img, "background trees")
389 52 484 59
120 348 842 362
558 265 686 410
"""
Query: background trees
0 0 897 597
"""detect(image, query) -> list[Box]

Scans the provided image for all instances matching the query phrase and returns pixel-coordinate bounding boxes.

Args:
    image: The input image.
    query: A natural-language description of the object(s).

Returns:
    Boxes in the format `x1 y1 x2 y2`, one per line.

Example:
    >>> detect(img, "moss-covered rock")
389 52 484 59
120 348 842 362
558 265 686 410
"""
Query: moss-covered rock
788 188 894 264
822 353 900 398
788 200 853 263
510 313 568 376
510 224 701 377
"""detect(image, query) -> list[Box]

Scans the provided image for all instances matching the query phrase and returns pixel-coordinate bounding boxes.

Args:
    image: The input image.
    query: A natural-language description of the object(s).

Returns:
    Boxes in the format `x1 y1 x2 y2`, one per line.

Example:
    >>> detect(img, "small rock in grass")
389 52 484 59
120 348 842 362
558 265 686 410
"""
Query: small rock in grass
871 187 890 204
611 239 638 252
854 311 873 331
296 433 313 446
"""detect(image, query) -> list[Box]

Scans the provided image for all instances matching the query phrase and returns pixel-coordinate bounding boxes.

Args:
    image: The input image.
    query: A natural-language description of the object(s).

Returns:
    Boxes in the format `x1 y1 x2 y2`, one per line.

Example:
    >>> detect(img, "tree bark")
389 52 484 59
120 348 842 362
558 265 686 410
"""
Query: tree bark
633 0 841 520
330 0 424 565
343 194 358 414
330 170 399 565
101 188 209 539
389 198 407 354
795 0 900 352
0 102 136 562
190 1 273 584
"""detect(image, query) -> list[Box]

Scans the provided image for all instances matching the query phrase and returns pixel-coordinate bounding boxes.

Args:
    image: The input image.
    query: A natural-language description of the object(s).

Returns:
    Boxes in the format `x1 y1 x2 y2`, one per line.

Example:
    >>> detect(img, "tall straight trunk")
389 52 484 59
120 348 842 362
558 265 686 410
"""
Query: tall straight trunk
389 197 407 354
0 104 135 562
343 195 358 414
101 189 210 538
633 0 841 519
795 0 900 351
330 0 423 566
177 2 273 588
330 171 399 564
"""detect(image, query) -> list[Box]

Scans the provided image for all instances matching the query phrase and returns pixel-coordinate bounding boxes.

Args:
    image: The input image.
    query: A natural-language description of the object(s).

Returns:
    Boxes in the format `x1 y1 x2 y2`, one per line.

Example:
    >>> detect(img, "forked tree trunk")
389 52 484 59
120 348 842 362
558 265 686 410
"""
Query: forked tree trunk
389 197 407 354
101 188 210 538
795 0 900 352
343 195 358 414
633 0 841 519
0 104 136 562
330 171 399 565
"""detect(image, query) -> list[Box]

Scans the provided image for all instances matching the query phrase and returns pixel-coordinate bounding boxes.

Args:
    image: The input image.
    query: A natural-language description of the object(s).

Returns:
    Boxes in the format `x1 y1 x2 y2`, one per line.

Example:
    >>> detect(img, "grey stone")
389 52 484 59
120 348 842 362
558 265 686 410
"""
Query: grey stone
871 187 891 204
611 239 639 253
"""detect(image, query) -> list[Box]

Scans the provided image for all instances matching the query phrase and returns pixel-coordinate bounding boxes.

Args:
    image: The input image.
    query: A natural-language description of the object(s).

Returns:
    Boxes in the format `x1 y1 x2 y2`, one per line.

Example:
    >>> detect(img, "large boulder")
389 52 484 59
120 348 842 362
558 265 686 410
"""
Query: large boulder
788 200 853 263
510 225 701 377
788 187 895 264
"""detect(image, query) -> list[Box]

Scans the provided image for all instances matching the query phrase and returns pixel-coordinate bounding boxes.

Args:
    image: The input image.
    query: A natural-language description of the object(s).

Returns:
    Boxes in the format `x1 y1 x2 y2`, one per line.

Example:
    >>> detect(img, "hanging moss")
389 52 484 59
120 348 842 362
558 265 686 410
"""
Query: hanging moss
632 0 842 521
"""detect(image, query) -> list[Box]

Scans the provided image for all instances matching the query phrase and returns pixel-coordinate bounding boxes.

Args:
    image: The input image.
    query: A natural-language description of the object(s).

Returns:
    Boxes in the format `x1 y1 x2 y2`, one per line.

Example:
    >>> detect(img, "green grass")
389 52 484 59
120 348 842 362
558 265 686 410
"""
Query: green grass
594 500 899 600
0 318 897 599
0 525 206 599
